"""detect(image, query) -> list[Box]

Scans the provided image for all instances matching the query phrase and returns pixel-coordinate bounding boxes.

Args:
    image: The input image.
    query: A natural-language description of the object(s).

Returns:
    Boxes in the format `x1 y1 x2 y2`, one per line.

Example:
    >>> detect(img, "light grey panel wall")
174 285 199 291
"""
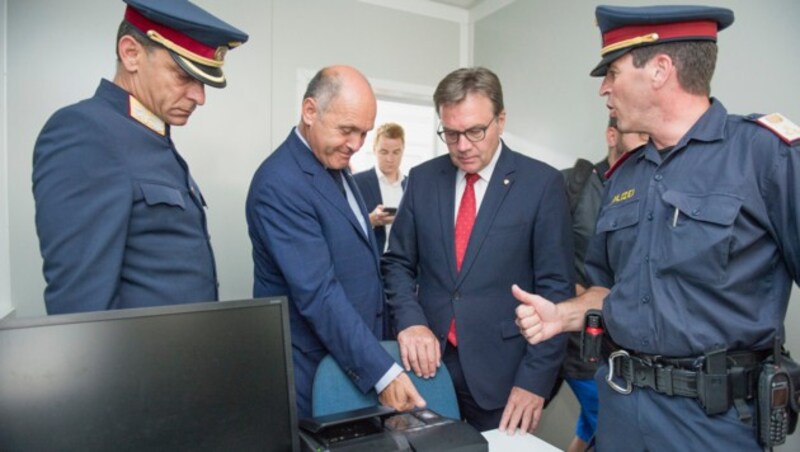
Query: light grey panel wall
474 0 603 170
474 1 800 450
172 0 273 306
0 0 11 318
270 0 461 147
5 0 460 317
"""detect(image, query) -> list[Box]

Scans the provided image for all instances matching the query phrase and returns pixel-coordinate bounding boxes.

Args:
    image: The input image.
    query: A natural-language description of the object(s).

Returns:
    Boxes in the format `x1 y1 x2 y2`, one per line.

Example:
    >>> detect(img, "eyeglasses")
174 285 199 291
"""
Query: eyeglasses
437 117 497 144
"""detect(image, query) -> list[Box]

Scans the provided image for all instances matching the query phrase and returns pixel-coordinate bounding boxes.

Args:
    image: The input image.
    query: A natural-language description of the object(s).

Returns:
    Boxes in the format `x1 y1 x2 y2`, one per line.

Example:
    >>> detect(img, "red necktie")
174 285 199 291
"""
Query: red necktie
448 173 480 347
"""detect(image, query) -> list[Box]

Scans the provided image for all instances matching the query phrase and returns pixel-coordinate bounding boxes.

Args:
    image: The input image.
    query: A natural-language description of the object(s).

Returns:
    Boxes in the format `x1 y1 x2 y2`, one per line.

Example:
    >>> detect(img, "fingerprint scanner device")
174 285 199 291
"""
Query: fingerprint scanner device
299 406 488 452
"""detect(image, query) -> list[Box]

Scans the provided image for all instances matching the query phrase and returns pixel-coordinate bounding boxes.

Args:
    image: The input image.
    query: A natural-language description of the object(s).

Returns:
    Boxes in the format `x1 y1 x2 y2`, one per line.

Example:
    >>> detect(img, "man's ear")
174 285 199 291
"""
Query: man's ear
651 54 674 89
300 97 318 127
606 126 618 147
117 35 143 73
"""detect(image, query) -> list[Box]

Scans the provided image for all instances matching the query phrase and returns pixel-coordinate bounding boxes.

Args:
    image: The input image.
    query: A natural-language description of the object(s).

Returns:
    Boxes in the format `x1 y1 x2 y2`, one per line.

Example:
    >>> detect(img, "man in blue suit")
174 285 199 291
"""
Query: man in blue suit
246 65 425 419
353 122 409 254
382 67 574 432
33 0 248 314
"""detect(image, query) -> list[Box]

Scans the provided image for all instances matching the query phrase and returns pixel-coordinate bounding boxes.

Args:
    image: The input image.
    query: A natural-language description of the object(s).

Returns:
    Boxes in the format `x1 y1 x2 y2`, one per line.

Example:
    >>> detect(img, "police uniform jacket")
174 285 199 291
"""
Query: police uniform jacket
586 99 800 357
33 79 218 314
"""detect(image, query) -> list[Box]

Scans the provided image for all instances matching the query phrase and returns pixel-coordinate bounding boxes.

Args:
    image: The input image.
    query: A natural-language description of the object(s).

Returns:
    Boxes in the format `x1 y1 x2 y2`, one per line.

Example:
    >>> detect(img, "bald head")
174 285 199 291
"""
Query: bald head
303 65 375 114
299 65 377 170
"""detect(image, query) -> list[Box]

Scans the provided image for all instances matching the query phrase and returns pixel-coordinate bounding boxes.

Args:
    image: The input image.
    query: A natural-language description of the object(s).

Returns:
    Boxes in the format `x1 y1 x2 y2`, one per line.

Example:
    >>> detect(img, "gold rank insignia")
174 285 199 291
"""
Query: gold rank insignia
214 46 228 62
128 95 166 136
756 113 800 145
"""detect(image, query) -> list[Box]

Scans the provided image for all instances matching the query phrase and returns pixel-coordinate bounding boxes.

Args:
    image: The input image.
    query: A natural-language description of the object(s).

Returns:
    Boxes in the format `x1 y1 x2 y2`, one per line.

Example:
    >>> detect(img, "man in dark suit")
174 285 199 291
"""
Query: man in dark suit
382 67 573 432
246 65 424 419
353 122 409 254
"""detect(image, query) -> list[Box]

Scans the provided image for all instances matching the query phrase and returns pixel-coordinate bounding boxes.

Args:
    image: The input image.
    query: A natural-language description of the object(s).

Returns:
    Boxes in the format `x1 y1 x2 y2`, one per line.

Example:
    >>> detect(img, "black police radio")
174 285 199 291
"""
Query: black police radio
758 362 791 446
756 339 800 447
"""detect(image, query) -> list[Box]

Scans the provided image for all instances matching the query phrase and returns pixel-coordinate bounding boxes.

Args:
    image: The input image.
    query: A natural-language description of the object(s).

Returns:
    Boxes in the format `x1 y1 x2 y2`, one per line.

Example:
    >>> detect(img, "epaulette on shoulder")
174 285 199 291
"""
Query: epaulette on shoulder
746 113 800 145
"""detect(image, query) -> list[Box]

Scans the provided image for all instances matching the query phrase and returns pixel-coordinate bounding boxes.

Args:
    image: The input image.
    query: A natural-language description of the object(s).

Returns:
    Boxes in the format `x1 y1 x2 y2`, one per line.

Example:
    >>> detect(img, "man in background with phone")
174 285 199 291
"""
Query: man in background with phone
354 122 408 254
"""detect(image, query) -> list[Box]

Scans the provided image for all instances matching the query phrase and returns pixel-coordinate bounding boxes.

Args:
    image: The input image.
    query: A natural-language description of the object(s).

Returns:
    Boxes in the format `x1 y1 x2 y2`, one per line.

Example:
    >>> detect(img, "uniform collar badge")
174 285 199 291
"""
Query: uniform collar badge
128 95 166 136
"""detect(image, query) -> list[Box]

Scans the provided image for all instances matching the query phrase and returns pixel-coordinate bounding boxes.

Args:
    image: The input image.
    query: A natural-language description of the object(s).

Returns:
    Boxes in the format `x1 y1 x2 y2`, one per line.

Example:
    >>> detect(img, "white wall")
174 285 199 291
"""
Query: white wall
5 0 459 317
473 1 800 450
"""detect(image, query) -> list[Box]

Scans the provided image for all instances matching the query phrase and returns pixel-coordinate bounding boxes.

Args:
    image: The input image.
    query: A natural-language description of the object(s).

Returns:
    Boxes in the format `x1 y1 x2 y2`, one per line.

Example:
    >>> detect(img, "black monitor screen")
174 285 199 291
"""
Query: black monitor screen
0 298 298 452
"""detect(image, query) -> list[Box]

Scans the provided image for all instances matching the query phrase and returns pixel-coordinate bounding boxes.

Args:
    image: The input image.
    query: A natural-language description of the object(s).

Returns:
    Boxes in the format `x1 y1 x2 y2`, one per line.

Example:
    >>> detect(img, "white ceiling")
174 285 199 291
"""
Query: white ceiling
428 0 485 9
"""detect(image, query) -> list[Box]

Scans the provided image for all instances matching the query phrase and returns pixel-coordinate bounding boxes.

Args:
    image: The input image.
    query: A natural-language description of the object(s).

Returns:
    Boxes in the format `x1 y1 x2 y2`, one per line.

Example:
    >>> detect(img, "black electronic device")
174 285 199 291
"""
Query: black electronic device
0 298 299 452
383 408 488 452
758 363 791 446
299 405 410 451
383 207 398 215
298 406 487 452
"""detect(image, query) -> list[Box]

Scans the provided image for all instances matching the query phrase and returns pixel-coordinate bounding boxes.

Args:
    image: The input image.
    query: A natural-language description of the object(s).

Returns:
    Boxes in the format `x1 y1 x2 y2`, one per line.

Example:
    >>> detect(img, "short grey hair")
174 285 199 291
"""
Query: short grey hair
303 68 342 113
630 41 717 96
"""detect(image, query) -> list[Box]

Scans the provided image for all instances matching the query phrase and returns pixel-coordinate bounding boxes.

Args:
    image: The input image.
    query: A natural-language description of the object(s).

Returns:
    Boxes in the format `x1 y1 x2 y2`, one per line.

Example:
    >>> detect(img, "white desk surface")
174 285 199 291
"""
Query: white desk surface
481 429 562 451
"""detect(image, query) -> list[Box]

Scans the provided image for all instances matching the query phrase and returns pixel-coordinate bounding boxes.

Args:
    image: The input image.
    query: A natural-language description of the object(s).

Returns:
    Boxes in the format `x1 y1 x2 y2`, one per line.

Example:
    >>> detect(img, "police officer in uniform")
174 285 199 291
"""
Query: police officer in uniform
514 5 800 450
33 0 248 314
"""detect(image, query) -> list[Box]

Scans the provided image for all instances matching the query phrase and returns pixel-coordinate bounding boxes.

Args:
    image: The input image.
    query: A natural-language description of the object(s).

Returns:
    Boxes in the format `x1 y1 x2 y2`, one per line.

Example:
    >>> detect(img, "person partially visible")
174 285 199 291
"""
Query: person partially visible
33 0 248 314
558 117 647 452
246 65 425 419
515 5 800 450
382 67 574 433
353 122 408 254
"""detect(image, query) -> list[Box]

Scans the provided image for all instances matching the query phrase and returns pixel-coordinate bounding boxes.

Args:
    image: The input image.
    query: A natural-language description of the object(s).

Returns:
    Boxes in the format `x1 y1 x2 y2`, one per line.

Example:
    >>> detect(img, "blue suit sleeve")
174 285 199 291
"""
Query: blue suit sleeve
33 109 131 314
381 172 431 332
515 171 574 397
249 176 394 392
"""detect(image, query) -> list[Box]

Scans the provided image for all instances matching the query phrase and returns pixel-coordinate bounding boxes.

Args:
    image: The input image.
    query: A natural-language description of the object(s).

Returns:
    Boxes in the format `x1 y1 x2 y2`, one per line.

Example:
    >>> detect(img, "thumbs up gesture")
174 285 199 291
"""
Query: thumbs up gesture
512 284 563 345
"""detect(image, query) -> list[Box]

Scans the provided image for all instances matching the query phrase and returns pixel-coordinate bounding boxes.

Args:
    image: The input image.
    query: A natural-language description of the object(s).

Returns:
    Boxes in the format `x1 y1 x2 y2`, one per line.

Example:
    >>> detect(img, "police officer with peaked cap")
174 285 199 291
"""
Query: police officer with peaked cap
513 5 800 450
33 0 248 314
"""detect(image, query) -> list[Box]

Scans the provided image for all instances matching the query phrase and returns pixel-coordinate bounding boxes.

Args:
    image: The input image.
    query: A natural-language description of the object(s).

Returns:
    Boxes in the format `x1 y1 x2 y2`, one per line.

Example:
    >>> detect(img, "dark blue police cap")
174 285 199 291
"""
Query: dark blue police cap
123 0 249 88
591 5 734 77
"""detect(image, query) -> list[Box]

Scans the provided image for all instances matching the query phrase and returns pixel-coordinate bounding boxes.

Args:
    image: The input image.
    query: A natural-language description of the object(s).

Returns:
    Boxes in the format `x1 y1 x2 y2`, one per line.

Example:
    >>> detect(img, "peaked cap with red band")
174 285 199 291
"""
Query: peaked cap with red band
123 0 249 88
590 5 734 77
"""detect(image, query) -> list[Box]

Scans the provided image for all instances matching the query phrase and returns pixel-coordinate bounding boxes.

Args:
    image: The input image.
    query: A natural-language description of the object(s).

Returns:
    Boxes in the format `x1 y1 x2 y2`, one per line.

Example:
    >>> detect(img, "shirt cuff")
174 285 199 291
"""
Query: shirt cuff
374 363 404 394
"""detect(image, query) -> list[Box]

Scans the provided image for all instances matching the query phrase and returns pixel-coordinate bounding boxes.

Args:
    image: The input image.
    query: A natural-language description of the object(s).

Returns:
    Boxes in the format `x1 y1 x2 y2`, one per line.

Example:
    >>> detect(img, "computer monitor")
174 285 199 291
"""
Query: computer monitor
0 298 298 452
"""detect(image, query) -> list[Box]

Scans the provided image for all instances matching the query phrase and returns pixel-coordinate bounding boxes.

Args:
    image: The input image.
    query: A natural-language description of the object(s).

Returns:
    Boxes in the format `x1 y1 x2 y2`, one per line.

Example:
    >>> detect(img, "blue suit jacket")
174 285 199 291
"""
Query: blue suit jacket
246 130 395 418
352 168 407 253
33 80 218 314
382 144 574 409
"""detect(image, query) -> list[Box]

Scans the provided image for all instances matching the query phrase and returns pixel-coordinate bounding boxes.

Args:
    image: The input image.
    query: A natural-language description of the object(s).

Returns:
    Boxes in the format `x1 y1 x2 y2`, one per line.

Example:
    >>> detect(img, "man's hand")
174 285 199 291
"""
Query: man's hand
378 373 427 412
513 284 563 345
397 325 441 378
368 205 395 227
498 386 545 435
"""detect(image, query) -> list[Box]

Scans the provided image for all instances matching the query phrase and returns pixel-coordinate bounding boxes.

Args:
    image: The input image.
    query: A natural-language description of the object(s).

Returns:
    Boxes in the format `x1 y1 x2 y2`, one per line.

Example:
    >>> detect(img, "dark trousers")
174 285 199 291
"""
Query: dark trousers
443 343 504 432
594 364 761 451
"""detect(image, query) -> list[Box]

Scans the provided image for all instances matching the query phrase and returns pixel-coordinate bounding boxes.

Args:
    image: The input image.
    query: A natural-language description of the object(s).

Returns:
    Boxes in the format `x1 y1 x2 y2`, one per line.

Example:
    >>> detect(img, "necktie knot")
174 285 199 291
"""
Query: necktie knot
327 169 346 197
465 173 480 186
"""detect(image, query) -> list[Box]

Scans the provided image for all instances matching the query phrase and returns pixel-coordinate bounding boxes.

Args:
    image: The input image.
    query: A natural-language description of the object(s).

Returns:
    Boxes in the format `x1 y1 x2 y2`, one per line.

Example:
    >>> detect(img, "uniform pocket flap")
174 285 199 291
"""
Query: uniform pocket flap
596 199 640 233
662 191 741 226
140 183 186 209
